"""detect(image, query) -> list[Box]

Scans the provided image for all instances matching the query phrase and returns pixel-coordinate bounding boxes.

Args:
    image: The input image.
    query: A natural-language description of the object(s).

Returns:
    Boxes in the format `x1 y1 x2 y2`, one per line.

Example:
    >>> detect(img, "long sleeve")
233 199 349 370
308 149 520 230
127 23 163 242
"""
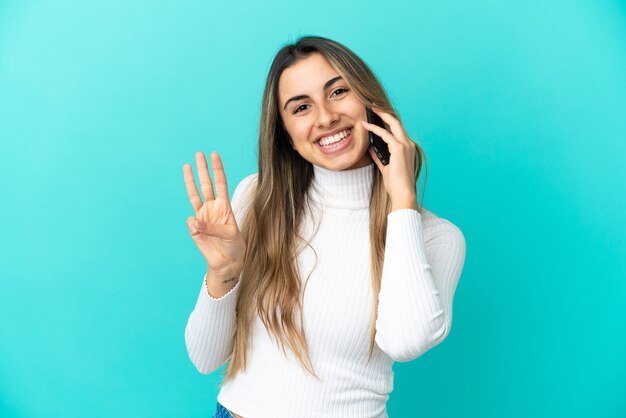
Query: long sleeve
185 278 240 373
184 174 257 374
375 209 466 362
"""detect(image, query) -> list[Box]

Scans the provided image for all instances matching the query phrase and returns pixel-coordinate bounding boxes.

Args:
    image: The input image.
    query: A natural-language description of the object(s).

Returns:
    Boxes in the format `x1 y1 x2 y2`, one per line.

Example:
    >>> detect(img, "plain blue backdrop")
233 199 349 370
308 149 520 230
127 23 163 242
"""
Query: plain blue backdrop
1 1 625 417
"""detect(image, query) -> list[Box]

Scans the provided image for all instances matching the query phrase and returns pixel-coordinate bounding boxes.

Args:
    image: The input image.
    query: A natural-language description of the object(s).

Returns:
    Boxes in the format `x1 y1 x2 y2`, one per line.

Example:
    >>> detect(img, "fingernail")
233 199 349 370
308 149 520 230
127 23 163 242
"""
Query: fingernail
361 120 368 125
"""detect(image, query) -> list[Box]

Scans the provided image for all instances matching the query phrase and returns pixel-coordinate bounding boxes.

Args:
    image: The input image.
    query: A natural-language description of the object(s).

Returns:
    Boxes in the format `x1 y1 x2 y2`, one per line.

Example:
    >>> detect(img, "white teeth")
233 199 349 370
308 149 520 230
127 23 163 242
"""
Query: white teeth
318 128 351 147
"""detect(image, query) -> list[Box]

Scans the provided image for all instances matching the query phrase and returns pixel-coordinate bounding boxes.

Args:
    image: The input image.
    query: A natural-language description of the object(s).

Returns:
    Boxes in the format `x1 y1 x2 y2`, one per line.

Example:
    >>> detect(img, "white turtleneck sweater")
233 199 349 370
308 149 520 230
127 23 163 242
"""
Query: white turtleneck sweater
185 162 466 418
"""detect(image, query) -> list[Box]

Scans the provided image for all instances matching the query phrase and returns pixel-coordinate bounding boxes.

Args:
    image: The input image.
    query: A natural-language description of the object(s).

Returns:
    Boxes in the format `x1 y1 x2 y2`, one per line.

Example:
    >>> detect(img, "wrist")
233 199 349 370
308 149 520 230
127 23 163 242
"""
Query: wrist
206 268 240 285
205 268 241 298
390 193 418 211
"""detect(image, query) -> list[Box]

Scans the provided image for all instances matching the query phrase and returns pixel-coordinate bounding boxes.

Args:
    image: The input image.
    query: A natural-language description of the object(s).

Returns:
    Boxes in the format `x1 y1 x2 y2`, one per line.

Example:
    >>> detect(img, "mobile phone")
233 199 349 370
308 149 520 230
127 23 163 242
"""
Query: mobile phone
366 108 390 165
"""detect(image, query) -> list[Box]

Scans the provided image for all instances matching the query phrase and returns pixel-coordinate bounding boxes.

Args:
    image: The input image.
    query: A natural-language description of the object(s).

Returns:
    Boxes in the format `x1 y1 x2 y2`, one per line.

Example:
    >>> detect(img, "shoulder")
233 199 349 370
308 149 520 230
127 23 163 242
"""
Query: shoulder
232 173 258 200
419 208 466 273
231 173 258 222
419 207 466 250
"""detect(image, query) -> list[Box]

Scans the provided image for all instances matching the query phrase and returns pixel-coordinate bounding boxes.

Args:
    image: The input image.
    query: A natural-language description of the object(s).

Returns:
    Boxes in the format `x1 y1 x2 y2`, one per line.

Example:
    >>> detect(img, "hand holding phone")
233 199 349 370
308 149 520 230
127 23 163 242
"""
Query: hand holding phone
366 108 390 165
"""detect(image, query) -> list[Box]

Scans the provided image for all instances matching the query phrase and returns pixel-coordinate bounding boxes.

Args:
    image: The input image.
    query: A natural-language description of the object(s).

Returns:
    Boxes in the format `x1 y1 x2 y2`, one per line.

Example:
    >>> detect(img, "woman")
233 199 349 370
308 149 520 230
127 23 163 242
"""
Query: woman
183 36 466 418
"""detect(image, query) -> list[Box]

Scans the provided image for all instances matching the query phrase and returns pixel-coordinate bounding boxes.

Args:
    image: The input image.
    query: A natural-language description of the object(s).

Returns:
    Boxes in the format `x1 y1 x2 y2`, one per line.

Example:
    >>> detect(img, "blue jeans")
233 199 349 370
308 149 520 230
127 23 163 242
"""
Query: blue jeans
213 401 236 418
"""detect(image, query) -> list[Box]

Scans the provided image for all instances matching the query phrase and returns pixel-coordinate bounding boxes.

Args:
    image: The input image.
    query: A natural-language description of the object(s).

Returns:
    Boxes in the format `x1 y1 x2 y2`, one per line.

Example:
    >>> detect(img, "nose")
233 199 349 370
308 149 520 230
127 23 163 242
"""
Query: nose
316 103 339 128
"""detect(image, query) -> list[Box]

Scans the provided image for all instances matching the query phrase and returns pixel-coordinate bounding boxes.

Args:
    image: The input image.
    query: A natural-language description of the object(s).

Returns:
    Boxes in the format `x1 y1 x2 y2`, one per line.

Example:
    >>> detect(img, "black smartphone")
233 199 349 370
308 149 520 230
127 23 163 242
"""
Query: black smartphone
366 108 390 165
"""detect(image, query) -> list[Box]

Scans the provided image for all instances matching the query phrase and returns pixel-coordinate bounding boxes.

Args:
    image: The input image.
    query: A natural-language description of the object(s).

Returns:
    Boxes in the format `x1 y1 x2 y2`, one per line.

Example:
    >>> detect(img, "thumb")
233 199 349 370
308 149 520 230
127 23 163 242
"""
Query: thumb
186 216 200 236
190 217 235 240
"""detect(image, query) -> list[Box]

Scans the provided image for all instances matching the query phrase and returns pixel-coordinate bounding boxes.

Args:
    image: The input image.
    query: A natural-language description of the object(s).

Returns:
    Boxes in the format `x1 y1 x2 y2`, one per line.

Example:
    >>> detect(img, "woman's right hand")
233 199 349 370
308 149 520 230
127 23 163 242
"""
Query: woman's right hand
183 151 246 283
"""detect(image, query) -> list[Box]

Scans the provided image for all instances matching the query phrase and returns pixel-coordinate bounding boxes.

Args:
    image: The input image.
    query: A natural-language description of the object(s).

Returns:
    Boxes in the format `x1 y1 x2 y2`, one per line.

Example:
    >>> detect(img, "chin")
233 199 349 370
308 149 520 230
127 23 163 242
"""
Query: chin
324 156 372 171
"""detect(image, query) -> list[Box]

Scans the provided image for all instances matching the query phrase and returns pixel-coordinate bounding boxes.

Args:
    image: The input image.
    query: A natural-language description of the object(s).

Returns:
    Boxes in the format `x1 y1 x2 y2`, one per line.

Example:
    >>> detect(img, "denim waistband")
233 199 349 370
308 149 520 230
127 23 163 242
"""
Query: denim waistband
213 401 235 418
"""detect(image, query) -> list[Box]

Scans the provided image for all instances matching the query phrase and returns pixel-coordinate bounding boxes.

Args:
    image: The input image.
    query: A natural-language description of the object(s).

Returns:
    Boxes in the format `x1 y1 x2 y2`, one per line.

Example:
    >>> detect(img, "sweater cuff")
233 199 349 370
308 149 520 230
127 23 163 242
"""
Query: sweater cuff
193 273 240 316
387 208 423 232
203 273 241 301
384 208 426 273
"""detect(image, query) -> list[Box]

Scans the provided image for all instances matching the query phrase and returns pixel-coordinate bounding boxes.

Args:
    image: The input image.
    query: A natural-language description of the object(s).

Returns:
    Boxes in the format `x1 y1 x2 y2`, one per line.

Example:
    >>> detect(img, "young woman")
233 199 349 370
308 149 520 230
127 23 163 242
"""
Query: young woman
183 36 466 418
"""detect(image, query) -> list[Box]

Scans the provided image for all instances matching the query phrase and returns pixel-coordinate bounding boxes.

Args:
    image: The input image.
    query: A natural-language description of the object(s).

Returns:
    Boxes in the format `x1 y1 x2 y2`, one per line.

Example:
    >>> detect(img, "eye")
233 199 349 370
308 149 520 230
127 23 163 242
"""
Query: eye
293 104 309 114
291 88 349 115
332 87 349 97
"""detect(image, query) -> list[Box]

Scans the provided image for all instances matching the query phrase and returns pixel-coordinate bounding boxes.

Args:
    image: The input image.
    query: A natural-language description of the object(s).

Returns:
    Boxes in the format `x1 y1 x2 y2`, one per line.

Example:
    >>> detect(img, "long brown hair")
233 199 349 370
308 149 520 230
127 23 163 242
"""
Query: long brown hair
222 35 428 383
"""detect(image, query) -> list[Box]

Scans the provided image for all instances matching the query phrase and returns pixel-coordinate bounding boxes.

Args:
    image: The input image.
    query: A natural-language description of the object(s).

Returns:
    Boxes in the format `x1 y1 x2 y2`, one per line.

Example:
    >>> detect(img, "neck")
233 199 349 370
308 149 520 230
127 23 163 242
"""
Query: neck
308 163 375 209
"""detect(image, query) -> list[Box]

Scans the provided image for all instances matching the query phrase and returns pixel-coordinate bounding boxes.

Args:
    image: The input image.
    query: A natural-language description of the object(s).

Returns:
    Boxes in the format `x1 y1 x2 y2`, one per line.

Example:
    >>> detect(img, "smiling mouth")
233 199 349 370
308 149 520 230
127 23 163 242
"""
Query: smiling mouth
316 128 353 149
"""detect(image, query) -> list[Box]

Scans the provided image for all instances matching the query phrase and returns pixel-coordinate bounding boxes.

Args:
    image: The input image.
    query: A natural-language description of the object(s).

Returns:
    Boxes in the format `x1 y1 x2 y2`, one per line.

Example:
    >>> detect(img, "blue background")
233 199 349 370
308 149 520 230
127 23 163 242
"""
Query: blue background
1 1 625 417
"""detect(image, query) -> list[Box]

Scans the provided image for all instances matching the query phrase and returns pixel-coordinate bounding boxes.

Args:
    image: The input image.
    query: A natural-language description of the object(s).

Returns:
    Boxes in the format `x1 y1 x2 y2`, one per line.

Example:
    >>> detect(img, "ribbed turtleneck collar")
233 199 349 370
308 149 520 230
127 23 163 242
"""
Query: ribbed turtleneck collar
309 162 375 210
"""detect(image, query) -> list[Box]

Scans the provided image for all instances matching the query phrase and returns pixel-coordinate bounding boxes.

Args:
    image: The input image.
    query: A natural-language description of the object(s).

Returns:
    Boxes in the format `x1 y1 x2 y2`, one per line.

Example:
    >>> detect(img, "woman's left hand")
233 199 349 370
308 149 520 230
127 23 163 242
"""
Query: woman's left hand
361 107 418 211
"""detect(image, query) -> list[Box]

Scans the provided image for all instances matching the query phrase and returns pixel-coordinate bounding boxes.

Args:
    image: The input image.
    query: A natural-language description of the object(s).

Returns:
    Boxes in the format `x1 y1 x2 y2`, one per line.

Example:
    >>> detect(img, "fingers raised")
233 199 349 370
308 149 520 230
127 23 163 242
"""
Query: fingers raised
196 151 215 202
210 152 229 201
183 163 203 213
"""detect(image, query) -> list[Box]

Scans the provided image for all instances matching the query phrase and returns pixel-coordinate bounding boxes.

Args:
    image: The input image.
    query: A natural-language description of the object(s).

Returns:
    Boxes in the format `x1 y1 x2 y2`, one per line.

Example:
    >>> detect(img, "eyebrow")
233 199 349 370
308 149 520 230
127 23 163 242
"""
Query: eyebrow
283 76 344 111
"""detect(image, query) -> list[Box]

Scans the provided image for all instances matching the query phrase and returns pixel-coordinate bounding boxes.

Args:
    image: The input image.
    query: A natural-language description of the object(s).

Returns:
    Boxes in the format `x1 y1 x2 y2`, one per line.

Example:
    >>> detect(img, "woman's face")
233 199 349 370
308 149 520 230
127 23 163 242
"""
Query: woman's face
277 52 372 171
